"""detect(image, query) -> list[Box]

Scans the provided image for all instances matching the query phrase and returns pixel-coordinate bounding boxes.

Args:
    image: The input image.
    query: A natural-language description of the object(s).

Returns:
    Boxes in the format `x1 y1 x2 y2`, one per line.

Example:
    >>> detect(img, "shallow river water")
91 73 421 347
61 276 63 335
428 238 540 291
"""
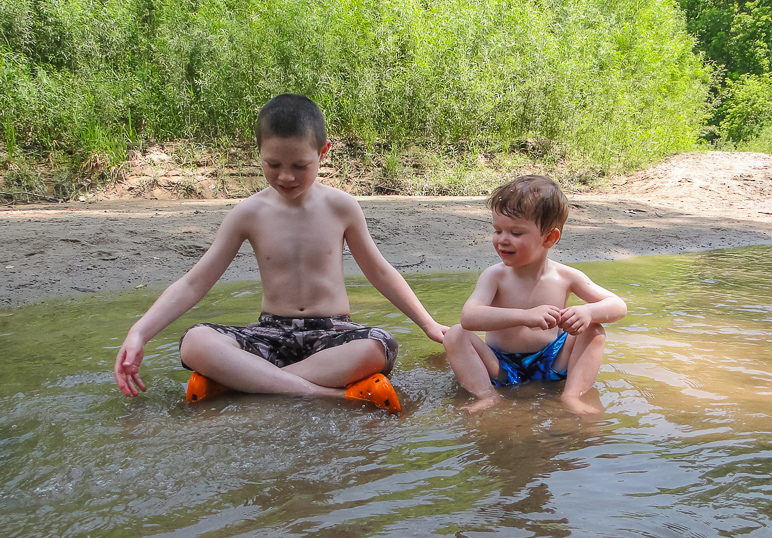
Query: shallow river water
1 246 771 537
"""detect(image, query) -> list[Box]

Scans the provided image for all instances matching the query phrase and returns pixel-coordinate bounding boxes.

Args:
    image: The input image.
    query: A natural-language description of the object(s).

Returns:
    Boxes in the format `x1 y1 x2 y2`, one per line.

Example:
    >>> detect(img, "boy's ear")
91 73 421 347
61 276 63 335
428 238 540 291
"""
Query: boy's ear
542 228 561 248
319 139 332 160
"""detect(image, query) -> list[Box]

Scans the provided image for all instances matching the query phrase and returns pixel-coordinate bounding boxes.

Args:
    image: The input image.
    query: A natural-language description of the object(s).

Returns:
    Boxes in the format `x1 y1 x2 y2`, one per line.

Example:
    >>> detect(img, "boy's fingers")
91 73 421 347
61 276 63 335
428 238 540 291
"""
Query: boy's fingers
118 376 134 396
116 378 127 395
132 374 146 392
137 375 146 389
128 378 140 396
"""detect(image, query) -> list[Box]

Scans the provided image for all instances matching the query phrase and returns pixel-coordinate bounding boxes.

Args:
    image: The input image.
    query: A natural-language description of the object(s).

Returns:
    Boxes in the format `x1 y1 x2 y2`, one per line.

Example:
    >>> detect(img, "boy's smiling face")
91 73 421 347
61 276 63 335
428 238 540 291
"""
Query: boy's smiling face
260 135 330 201
491 211 558 267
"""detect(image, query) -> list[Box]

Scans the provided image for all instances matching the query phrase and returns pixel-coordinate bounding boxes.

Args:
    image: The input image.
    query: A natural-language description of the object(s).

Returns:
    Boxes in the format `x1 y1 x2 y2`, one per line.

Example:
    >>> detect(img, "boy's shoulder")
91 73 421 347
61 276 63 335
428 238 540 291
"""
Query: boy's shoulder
477 262 515 287
236 183 358 210
480 259 587 282
548 259 587 277
313 185 367 222
481 262 510 278
314 182 360 203
225 185 364 234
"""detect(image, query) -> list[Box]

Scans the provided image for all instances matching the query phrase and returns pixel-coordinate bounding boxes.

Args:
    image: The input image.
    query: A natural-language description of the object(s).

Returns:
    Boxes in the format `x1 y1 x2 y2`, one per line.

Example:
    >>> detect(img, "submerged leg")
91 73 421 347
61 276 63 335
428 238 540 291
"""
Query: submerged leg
554 324 607 416
443 324 502 411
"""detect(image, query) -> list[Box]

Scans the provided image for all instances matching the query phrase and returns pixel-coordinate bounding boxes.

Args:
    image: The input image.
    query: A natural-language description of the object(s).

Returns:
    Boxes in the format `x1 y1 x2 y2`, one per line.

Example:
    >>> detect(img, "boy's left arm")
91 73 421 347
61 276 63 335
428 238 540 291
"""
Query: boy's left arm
559 266 627 335
344 201 448 343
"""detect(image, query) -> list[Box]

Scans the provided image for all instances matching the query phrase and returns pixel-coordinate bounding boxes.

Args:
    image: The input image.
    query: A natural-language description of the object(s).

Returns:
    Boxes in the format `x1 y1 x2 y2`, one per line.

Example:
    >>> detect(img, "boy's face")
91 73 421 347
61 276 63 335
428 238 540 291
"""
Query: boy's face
491 211 558 267
260 135 331 201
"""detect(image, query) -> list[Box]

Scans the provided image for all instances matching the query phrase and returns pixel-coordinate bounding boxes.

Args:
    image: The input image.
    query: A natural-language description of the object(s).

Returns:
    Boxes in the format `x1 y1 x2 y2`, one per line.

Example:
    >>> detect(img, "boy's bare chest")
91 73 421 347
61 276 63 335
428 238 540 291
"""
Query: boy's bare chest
492 275 568 308
247 209 346 265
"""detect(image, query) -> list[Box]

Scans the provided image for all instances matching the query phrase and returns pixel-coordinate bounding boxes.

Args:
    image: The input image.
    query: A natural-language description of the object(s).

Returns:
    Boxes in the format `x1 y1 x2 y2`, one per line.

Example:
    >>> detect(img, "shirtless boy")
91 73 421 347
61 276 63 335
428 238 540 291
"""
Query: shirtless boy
443 175 626 414
113 94 447 412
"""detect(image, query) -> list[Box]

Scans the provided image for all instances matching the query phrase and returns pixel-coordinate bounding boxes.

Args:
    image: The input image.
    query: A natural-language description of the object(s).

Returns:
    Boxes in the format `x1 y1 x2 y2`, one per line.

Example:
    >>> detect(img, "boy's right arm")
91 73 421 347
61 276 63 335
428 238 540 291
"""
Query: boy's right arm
459 267 562 332
114 206 249 396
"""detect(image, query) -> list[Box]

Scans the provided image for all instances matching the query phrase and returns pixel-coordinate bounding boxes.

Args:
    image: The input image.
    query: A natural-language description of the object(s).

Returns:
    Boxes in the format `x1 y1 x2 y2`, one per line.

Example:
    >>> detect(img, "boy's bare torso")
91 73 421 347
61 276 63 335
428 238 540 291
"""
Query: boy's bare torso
484 260 571 354
236 183 354 317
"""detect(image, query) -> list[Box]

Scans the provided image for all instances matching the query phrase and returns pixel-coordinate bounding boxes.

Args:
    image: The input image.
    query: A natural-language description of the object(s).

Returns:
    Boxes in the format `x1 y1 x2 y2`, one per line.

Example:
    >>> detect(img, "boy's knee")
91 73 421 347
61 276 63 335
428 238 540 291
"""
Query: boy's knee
443 324 468 349
180 325 211 349
364 328 398 374
180 325 235 360
579 323 606 344
361 337 387 360
365 338 389 371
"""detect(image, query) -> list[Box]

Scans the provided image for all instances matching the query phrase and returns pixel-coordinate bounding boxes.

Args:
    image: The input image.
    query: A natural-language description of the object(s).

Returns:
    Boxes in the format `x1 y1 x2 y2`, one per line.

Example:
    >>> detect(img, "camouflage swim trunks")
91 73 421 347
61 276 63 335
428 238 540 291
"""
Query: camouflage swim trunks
179 313 398 374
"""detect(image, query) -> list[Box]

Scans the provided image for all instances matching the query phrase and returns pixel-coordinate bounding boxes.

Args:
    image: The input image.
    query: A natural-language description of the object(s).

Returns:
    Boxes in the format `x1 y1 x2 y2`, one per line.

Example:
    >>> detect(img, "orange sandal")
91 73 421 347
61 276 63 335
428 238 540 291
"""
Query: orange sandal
186 372 231 403
345 373 402 414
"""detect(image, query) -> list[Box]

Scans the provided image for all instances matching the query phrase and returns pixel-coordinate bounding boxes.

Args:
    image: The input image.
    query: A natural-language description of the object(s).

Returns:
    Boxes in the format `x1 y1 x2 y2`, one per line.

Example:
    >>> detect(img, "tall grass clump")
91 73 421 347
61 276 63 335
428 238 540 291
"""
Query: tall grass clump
1 0 710 192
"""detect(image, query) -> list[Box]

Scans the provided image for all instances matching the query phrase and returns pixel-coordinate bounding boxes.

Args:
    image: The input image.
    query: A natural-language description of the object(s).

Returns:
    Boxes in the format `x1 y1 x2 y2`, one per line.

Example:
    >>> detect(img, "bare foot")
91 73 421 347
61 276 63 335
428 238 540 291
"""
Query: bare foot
561 389 605 420
460 394 502 413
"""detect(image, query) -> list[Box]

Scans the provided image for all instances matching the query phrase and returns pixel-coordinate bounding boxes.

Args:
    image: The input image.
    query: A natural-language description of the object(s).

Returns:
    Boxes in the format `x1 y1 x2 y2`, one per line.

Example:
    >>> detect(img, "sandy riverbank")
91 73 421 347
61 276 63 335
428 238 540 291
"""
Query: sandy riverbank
1 151 770 307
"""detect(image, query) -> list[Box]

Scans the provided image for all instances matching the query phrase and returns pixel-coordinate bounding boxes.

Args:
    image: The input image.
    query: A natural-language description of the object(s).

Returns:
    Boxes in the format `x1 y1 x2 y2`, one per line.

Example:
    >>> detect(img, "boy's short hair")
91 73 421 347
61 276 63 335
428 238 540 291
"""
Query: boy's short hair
487 175 569 235
255 94 327 151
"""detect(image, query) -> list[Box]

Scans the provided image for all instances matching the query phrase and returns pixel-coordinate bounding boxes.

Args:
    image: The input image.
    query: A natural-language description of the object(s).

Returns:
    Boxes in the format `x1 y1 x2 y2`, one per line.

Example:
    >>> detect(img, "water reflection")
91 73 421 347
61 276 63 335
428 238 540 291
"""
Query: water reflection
1 246 770 536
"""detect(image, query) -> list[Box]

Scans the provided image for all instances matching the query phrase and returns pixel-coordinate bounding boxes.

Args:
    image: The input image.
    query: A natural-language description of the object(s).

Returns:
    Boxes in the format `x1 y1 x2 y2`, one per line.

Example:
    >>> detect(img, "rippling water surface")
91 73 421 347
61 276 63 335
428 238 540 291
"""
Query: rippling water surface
1 246 771 537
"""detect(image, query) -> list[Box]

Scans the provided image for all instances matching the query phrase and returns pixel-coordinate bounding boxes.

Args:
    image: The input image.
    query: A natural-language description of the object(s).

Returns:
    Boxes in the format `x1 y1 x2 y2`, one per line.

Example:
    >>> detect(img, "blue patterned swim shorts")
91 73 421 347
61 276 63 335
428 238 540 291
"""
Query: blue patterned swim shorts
489 332 568 386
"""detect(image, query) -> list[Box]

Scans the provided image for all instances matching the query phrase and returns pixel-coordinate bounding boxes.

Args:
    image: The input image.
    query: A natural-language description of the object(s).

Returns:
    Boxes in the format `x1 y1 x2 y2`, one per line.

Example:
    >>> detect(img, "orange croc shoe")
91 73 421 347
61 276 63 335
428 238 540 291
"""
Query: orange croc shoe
345 373 402 414
186 372 231 403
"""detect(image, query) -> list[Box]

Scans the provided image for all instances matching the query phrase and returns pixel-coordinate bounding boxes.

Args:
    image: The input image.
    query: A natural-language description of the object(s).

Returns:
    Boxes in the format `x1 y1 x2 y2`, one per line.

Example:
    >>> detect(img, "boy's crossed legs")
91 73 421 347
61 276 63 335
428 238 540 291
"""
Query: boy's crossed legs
444 324 606 415
179 315 401 411
181 328 386 396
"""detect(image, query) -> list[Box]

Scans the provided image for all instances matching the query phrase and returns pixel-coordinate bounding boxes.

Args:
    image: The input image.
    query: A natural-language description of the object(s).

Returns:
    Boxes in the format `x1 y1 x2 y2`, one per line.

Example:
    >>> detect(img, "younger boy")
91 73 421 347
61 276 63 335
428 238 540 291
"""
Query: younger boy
443 175 626 414
113 94 447 412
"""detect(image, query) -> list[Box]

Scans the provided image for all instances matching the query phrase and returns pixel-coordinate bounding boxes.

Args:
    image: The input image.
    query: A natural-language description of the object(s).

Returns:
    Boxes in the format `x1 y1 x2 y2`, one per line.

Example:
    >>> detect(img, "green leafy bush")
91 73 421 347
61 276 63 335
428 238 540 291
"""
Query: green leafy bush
1 0 710 177
720 73 772 142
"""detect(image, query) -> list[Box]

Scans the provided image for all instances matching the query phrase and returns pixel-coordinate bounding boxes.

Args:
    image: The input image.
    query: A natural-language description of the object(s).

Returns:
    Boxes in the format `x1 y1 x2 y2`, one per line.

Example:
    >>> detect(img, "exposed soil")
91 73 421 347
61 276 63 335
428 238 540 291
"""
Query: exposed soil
1 151 770 308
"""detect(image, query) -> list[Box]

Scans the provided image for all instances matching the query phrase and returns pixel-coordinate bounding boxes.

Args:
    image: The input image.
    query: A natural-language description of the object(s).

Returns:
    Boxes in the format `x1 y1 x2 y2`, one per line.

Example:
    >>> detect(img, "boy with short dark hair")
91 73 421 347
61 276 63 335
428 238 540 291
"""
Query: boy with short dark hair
114 94 447 413
443 175 627 414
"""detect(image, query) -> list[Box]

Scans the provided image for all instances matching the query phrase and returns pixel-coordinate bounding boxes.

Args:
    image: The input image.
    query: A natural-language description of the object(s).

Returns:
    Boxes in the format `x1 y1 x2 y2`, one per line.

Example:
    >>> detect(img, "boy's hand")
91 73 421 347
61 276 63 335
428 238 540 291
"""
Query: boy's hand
524 305 562 330
423 321 449 343
114 333 147 397
559 305 593 335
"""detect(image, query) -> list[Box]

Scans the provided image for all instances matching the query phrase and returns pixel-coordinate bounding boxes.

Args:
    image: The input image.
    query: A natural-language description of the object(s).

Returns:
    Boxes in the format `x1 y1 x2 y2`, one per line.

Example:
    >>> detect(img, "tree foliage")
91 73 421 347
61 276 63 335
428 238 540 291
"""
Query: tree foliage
680 0 771 77
679 0 772 148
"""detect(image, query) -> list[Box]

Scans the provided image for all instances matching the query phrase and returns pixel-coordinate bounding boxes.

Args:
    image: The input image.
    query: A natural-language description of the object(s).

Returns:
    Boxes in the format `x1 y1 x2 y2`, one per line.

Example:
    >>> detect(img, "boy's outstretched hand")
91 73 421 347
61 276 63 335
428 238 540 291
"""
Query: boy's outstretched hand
114 333 147 396
424 321 449 344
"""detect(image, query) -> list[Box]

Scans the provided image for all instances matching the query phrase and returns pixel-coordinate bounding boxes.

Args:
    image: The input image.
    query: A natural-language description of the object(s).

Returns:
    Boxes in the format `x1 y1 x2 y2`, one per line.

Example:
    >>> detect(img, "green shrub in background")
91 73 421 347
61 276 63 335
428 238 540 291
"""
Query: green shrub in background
719 73 772 152
678 0 772 149
1 0 710 187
